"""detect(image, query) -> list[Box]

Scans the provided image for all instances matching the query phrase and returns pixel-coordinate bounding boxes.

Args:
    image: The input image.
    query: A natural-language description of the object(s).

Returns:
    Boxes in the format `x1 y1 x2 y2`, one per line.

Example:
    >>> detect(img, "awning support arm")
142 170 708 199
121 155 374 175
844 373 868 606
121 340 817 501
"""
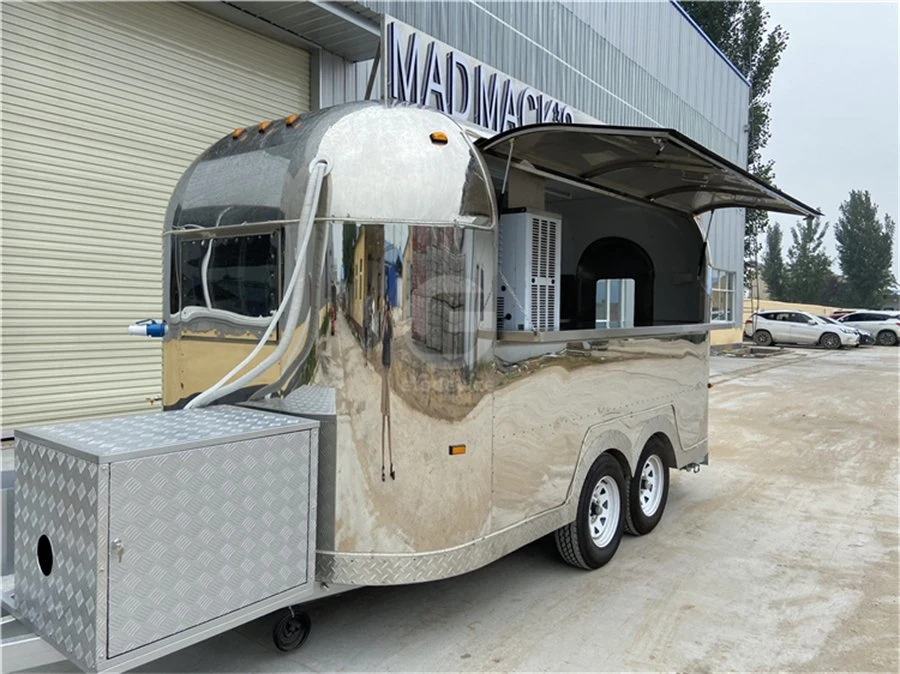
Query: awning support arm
500 138 516 196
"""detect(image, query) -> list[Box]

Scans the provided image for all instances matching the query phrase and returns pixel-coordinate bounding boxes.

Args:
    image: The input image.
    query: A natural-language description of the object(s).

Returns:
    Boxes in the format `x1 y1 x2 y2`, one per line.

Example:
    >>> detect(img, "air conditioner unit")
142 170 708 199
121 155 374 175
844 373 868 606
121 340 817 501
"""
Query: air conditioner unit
497 210 562 333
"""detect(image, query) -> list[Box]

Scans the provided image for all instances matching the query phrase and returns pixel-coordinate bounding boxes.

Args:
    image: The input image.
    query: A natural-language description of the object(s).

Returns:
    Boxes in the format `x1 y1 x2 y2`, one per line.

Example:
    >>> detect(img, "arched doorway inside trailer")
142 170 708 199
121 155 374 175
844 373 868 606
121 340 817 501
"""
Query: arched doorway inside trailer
575 237 654 328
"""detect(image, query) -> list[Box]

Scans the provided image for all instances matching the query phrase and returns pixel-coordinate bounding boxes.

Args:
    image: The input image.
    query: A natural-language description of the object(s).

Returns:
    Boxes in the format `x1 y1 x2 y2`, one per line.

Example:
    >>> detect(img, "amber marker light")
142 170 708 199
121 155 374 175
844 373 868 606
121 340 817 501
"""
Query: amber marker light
258 120 271 133
285 114 299 127
430 131 449 145
449 444 466 456
231 127 245 139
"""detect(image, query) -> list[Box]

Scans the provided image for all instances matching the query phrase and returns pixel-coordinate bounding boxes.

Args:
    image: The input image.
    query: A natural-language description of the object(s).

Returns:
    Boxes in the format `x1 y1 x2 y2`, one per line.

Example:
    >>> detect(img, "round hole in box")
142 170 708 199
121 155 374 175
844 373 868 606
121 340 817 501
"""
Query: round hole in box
37 535 53 576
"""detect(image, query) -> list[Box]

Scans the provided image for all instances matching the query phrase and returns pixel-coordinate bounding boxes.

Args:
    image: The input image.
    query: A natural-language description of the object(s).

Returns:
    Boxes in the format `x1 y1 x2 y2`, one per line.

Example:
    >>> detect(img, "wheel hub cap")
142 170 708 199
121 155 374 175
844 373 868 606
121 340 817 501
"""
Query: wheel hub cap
639 455 664 516
588 476 620 546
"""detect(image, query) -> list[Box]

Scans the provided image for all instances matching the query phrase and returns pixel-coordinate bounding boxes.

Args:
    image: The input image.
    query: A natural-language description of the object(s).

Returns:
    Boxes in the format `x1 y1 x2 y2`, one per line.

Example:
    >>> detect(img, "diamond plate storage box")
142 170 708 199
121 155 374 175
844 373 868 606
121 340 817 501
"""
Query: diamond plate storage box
11 406 318 673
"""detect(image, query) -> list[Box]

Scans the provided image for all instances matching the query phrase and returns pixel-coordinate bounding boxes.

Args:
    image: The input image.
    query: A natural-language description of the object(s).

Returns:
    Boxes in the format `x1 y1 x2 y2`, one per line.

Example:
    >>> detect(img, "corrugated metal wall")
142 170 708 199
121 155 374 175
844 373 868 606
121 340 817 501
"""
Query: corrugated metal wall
1 2 311 431
319 51 379 108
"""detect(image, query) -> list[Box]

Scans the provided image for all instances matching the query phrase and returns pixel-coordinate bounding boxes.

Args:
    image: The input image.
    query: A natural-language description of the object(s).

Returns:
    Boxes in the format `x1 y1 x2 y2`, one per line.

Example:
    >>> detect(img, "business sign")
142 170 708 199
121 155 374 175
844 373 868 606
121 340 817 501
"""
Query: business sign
383 17 594 133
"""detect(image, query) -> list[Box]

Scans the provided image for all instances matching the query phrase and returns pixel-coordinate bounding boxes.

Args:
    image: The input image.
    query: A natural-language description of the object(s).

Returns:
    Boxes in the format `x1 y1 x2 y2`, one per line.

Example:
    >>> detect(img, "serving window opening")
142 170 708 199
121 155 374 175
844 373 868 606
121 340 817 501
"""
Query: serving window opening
492 165 706 339
478 123 819 342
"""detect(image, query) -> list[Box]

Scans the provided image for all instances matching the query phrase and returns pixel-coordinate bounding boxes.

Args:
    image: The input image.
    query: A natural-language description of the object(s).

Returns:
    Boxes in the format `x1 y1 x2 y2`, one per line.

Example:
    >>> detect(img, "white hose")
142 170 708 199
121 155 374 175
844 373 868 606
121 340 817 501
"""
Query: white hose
201 241 213 309
201 207 235 309
185 159 329 409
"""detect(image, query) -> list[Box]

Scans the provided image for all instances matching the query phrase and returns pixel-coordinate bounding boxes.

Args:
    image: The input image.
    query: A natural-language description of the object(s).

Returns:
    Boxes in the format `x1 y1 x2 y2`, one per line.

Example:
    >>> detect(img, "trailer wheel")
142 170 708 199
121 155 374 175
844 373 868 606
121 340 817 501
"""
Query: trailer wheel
554 453 625 570
624 439 670 535
273 609 311 652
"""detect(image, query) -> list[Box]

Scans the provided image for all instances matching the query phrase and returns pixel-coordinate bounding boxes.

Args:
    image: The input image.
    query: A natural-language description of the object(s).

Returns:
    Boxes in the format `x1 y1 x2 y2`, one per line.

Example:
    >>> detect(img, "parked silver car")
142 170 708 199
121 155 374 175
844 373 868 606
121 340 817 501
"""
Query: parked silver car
837 311 900 346
816 315 874 346
744 309 860 349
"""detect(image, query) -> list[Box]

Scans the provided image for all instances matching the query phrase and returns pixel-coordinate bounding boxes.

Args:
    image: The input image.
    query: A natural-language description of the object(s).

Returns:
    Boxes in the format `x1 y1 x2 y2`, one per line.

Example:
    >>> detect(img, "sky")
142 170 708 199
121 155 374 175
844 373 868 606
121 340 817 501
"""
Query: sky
760 1 899 283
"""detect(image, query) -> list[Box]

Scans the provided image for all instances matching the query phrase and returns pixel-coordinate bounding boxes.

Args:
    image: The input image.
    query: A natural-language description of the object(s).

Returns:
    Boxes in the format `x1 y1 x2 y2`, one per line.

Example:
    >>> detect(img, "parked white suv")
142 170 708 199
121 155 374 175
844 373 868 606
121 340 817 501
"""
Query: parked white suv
837 311 900 346
744 310 860 349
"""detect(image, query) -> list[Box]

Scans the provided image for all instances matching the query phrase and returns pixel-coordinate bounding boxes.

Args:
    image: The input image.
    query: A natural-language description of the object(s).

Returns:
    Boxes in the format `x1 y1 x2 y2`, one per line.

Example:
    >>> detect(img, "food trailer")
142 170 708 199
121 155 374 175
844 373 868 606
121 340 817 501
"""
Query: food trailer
1 100 818 672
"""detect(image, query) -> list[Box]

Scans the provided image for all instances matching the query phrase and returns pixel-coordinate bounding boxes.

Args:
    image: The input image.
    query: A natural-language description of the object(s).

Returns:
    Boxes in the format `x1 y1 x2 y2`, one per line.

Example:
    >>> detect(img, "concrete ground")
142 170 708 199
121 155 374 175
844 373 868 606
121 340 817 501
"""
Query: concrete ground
10 345 900 672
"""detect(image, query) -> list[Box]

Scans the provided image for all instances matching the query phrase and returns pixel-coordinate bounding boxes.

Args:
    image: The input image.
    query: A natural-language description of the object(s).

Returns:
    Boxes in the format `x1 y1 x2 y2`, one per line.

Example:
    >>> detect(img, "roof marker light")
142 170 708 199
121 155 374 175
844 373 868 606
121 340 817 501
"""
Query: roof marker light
231 127 245 139
285 114 299 127
258 121 271 133
430 131 448 145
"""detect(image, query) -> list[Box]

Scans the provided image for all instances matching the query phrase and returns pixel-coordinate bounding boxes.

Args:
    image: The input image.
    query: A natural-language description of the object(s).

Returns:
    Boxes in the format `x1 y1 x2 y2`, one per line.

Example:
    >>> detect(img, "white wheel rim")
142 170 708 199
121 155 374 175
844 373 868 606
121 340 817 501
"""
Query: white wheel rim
588 476 620 547
639 455 665 517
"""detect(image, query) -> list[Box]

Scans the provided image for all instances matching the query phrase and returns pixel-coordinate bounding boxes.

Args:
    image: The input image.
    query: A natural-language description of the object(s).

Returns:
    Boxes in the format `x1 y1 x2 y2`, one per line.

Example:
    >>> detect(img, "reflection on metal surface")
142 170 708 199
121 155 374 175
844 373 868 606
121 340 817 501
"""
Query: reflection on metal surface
162 102 497 407
155 101 714 583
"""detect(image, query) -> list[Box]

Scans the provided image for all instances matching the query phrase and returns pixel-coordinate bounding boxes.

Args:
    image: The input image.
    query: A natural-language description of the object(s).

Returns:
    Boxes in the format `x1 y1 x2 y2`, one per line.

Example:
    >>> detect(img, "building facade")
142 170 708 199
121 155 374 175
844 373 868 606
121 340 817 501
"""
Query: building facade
0 0 749 431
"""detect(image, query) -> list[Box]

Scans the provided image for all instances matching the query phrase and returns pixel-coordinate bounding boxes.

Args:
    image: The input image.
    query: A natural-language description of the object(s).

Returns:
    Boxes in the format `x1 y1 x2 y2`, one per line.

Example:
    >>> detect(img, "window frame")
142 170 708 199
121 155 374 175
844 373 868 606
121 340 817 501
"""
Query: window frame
168 221 284 325
594 278 634 329
709 267 736 323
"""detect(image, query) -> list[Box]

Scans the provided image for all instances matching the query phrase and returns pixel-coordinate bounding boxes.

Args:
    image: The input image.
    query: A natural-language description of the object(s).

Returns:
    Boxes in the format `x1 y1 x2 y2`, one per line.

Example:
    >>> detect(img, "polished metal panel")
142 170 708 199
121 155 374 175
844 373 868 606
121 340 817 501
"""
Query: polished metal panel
163 101 496 359
163 101 496 236
16 406 314 463
305 213 710 564
311 221 496 554
312 223 495 551
13 439 105 672
490 336 708 529
316 105 496 228
316 406 710 586
107 433 313 656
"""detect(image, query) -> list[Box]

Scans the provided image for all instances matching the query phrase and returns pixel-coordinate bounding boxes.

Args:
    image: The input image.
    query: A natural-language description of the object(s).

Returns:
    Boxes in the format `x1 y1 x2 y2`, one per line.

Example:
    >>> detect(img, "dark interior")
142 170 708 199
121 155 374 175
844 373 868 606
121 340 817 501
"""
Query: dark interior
563 237 655 329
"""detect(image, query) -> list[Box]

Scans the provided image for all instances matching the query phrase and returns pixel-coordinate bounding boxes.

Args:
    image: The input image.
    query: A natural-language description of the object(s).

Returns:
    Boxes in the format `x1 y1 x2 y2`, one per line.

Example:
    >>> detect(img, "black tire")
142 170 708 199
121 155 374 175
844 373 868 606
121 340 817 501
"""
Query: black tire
820 332 841 350
624 439 670 536
876 330 898 346
554 453 625 570
273 610 311 652
753 330 773 346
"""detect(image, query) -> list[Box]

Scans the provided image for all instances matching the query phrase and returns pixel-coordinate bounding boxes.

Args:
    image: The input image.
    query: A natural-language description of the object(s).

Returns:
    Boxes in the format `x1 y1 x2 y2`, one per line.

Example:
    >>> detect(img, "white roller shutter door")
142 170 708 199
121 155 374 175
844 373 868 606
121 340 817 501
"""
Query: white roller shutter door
1 1 311 431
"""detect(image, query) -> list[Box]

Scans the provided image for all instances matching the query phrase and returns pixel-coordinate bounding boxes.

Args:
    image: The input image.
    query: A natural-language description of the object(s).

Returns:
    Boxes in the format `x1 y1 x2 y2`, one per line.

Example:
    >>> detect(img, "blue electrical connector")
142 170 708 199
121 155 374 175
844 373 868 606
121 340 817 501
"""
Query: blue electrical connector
127 319 167 338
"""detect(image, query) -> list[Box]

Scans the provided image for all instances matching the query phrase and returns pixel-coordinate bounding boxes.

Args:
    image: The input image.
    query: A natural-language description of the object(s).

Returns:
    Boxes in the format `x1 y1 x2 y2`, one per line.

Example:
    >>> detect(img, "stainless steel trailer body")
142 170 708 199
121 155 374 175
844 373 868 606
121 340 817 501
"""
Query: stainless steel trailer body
158 101 815 582
3 101 818 672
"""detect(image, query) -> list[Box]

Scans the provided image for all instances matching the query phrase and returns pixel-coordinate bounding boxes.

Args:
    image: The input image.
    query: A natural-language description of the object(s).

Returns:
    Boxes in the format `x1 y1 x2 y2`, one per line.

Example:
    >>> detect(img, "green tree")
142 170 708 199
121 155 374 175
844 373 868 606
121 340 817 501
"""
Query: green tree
341 221 358 286
680 1 789 281
760 222 786 299
784 217 832 303
834 190 897 308
821 273 845 307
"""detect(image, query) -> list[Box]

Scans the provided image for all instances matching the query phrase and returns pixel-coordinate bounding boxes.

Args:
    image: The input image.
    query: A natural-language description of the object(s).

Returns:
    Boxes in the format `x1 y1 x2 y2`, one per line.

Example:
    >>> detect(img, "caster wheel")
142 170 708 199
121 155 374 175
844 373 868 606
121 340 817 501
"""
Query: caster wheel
273 610 311 652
